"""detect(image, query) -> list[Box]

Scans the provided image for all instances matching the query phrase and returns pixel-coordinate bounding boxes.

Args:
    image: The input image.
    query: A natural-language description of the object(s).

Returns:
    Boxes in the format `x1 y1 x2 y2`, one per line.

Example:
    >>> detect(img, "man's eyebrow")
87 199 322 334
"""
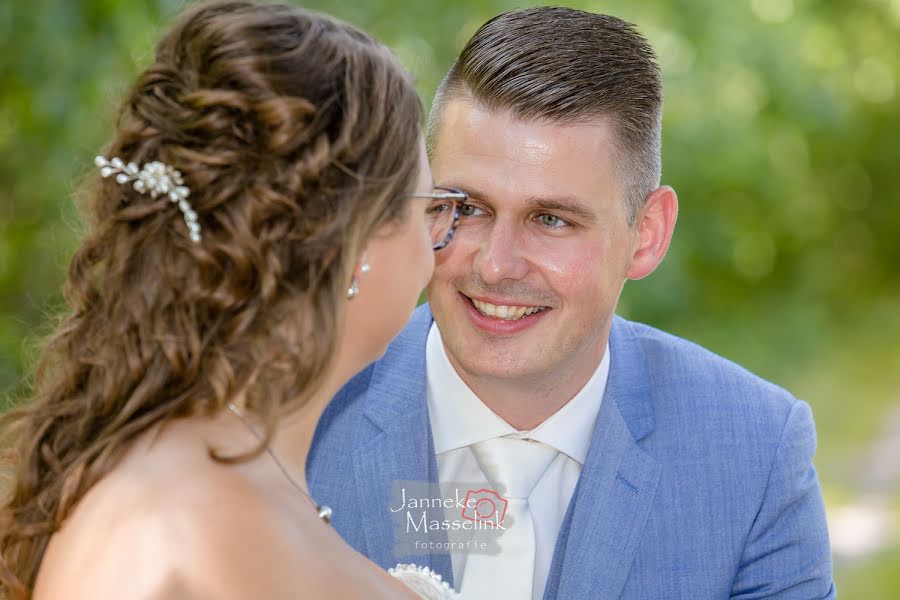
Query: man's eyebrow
524 195 598 224
440 183 485 201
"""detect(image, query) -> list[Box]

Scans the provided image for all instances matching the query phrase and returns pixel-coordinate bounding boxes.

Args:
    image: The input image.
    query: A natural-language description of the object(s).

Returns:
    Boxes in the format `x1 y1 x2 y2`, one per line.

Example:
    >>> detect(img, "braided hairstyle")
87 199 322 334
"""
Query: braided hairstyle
0 1 422 595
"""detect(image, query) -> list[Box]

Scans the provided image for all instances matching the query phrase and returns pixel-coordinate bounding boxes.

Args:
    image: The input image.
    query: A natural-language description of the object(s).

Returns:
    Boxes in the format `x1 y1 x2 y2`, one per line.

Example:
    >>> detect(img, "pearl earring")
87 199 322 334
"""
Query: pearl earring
347 258 370 300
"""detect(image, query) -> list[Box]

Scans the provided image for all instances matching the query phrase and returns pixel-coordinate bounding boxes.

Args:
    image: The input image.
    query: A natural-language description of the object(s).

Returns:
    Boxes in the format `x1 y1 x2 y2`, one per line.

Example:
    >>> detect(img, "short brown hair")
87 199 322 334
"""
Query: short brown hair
0 1 421 594
428 7 662 223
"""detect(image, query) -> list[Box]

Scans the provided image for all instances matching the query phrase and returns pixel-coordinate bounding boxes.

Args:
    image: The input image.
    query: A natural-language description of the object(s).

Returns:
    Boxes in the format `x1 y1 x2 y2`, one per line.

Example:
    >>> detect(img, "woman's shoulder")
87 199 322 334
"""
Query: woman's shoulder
33 419 325 599
33 415 415 599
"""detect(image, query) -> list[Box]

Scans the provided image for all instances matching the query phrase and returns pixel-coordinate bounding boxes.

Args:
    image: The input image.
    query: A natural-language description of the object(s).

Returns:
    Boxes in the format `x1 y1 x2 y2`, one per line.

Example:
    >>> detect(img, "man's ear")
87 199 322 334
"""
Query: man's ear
625 186 678 280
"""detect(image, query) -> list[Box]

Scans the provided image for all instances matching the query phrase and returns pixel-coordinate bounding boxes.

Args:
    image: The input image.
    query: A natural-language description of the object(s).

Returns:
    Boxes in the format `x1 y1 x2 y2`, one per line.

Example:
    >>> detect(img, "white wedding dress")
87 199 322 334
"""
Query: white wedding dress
389 564 460 599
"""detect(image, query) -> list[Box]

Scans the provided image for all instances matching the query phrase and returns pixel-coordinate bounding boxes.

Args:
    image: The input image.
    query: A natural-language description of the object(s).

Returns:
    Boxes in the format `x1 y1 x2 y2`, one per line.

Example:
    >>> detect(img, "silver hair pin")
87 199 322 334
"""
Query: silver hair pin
95 155 201 243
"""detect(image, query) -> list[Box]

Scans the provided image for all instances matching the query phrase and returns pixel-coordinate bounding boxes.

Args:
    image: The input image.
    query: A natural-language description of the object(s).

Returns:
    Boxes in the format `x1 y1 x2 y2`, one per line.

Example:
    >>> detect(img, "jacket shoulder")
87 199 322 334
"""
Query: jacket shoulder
619 318 801 437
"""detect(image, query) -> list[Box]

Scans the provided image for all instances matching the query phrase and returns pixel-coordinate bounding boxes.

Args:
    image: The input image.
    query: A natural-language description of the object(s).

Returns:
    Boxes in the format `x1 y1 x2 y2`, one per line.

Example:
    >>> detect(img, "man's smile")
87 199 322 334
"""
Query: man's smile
458 291 552 334
464 293 549 321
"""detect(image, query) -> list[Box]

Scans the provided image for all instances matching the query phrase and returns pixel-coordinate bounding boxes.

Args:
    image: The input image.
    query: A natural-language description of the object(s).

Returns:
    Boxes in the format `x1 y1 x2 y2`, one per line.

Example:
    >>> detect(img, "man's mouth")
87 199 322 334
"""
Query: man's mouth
465 295 549 321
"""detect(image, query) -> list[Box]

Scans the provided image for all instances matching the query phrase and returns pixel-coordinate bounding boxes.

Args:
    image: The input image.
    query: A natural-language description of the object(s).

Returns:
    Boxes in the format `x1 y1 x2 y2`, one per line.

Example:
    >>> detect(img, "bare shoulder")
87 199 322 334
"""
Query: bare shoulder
33 419 413 599
34 440 270 598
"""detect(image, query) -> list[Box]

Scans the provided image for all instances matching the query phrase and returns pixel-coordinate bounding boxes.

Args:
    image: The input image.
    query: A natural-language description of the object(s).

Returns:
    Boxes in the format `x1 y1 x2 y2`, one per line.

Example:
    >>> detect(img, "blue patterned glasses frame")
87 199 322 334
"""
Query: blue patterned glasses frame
410 186 468 250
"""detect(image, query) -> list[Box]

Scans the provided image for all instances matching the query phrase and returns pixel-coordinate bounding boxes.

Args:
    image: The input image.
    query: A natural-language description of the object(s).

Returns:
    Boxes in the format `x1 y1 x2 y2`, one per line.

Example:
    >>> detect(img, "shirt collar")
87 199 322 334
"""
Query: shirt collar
426 322 610 465
525 343 610 463
426 324 516 453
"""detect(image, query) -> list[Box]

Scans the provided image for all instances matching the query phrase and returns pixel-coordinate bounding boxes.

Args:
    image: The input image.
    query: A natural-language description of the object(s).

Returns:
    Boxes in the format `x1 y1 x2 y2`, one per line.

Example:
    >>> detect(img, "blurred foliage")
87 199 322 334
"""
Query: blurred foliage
1 0 899 595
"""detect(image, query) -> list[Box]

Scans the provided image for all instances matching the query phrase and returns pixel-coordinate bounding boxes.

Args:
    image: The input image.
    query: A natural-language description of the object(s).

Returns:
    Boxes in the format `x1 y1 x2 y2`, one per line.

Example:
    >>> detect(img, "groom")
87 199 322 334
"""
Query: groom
309 7 835 599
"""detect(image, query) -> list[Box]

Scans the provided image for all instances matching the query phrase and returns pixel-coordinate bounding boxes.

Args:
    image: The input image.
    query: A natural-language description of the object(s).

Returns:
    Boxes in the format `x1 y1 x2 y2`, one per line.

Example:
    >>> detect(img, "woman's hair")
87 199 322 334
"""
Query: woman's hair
0 1 422 595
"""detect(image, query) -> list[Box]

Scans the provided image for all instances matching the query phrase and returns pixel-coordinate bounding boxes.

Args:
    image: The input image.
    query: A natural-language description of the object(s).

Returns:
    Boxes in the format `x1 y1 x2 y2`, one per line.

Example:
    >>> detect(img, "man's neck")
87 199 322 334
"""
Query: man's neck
446 341 609 431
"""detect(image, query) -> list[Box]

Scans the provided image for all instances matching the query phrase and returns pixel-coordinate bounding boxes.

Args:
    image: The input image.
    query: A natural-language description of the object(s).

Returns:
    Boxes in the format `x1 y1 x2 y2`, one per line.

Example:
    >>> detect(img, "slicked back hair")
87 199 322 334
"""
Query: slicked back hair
428 7 662 224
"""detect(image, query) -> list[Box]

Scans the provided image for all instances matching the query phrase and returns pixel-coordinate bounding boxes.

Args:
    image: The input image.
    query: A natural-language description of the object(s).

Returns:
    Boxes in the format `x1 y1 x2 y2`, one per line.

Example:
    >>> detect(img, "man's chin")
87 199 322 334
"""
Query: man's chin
445 334 549 379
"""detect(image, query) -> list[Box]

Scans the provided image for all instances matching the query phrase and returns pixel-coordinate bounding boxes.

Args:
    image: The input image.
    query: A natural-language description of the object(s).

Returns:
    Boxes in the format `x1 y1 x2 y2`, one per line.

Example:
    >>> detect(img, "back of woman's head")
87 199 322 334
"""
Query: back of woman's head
0 1 422 594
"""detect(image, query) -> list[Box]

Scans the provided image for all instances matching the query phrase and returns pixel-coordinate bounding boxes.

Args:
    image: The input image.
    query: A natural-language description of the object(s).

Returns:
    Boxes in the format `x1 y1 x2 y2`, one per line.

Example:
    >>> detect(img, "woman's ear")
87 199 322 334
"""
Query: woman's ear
357 251 371 276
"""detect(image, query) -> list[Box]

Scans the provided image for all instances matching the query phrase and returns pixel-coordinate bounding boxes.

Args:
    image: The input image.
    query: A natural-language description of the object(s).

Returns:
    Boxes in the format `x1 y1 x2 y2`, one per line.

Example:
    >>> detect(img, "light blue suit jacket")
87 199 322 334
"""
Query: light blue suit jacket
308 305 836 598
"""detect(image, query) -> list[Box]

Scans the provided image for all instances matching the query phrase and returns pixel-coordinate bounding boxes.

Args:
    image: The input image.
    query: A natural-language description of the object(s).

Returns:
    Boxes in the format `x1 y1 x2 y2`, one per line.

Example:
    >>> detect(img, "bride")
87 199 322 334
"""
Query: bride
0 2 461 598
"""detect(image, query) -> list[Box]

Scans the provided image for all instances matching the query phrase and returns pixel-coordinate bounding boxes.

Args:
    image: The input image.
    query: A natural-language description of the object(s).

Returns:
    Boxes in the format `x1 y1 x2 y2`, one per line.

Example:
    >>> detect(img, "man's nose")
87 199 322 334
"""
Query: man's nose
473 219 530 285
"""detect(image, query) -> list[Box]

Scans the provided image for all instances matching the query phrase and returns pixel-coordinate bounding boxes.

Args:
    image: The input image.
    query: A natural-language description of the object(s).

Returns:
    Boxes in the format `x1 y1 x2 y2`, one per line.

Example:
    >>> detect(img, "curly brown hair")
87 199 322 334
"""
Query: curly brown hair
0 1 422 595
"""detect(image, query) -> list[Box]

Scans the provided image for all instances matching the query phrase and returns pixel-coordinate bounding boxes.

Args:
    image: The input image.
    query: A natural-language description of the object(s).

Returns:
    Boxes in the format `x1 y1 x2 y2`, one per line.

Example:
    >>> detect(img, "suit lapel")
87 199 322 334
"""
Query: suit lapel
351 306 455 584
544 317 661 599
344 310 659 596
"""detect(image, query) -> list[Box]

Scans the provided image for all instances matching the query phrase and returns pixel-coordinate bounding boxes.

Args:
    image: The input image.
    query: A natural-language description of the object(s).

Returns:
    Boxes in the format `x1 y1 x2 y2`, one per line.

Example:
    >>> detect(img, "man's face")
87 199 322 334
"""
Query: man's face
427 99 641 385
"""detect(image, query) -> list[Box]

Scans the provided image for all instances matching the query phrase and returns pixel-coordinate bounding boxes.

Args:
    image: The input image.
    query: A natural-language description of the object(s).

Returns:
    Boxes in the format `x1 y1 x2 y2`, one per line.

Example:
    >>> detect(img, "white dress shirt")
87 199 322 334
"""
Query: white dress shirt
425 323 611 600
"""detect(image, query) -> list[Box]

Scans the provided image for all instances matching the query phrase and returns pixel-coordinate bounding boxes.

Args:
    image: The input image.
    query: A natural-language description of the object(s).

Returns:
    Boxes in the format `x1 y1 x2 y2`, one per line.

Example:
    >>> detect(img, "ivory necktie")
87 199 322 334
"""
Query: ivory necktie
459 435 559 599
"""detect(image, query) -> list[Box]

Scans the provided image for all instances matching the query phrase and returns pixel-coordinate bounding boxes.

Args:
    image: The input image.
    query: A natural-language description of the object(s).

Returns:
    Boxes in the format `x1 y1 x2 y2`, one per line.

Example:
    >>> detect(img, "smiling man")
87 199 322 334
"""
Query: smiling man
425 104 660 433
309 7 835 600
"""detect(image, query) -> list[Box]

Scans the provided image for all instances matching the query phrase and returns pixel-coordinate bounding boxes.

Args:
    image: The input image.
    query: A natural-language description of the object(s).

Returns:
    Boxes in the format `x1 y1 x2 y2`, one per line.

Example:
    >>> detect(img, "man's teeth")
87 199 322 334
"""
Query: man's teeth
471 298 547 320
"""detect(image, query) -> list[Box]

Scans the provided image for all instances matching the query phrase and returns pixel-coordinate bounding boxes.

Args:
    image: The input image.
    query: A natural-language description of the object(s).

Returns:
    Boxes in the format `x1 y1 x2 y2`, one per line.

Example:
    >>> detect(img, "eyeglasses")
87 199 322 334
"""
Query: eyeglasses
409 186 468 250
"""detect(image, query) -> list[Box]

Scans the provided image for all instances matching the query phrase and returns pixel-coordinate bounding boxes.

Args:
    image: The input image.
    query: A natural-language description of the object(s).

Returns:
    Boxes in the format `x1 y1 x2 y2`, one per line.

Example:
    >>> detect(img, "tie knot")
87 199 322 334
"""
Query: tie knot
471 436 559 500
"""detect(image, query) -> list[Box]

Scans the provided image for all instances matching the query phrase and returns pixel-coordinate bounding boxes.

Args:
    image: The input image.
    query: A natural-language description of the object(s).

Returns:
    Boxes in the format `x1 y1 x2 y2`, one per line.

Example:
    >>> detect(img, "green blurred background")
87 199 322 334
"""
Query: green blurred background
1 0 898 595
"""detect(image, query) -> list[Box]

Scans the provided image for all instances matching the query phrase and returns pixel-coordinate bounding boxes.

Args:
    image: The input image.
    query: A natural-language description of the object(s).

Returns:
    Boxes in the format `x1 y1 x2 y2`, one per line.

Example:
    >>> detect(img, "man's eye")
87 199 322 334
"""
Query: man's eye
460 203 483 217
427 201 450 216
538 213 568 228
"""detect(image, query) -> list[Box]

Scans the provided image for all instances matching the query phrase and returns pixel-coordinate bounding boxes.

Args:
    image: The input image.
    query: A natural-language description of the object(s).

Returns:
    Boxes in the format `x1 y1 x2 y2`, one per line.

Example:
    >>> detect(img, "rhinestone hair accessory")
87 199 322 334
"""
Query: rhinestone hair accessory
94 155 201 243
